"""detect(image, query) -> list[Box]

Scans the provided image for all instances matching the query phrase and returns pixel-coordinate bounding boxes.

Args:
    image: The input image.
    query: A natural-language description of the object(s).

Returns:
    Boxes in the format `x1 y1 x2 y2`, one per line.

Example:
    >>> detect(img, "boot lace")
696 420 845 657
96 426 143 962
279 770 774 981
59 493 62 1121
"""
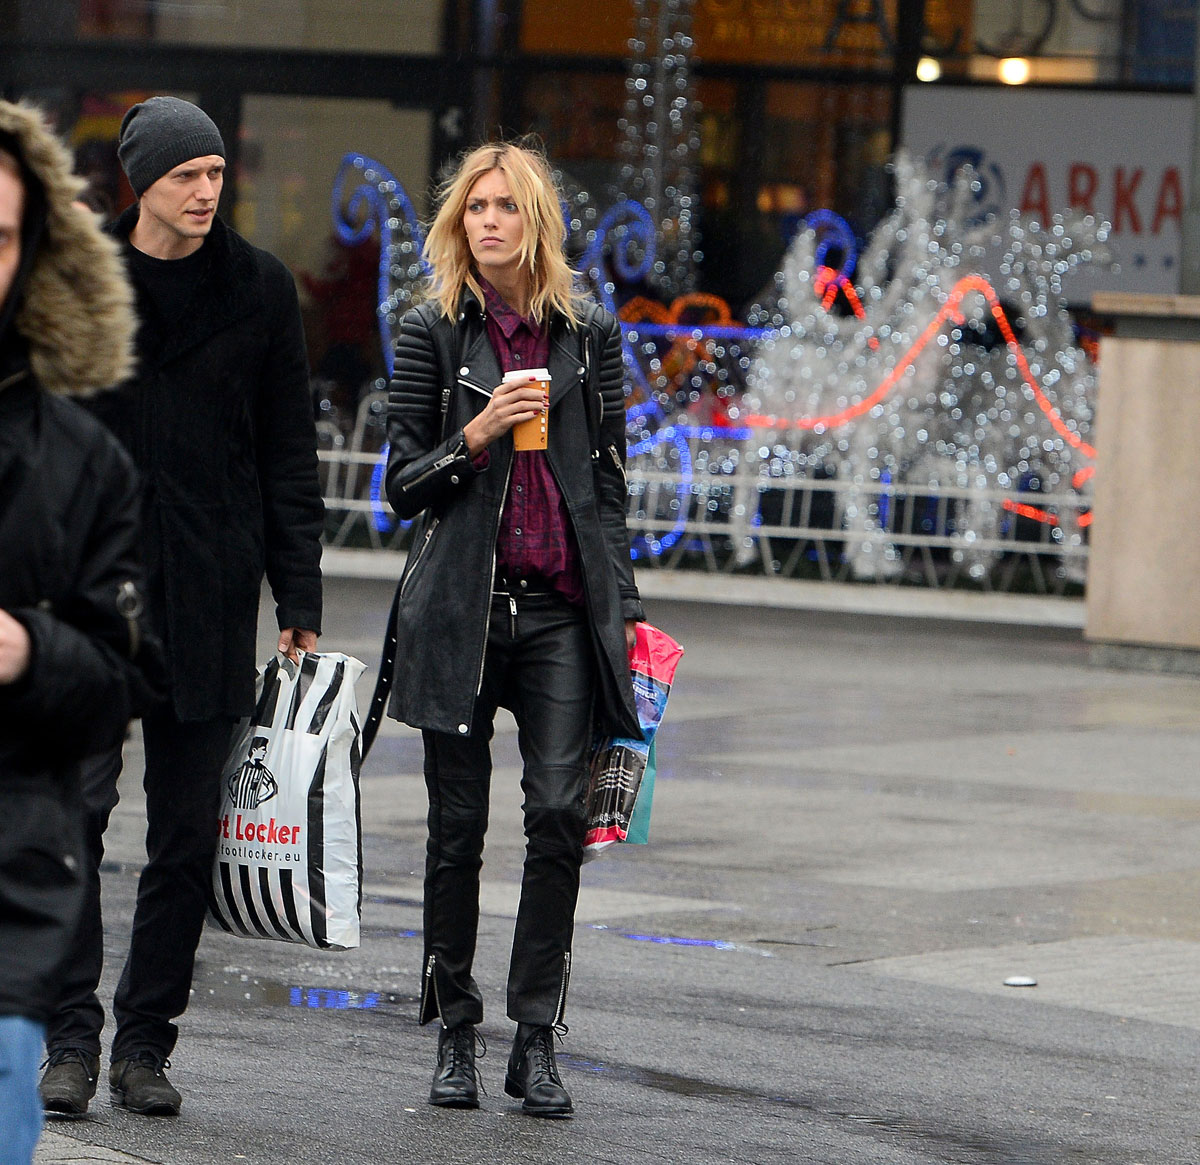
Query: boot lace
40 1048 97 1075
526 1025 564 1084
443 1025 487 1095
124 1051 171 1077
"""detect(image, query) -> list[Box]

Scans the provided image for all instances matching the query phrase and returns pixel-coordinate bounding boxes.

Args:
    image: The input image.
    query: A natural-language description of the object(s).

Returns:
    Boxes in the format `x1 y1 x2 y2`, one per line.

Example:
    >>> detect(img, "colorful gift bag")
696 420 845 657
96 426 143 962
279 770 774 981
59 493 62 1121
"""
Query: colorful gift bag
625 738 657 846
583 624 683 861
209 651 366 950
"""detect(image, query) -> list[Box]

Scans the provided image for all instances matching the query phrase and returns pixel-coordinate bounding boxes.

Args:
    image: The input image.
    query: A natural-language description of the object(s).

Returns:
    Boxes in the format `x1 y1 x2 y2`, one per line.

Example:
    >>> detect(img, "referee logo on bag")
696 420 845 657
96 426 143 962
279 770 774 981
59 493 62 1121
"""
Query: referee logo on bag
228 737 278 809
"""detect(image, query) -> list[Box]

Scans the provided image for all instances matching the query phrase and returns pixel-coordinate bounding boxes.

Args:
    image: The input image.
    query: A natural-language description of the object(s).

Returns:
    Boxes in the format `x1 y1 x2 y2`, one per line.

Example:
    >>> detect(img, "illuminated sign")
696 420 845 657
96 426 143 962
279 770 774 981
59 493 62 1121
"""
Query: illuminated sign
902 84 1191 298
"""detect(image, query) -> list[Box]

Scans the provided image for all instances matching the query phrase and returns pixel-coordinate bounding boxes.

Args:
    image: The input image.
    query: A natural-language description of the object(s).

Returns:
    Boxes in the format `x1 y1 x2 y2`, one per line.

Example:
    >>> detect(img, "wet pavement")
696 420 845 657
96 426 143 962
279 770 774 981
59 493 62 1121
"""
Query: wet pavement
36 576 1200 1164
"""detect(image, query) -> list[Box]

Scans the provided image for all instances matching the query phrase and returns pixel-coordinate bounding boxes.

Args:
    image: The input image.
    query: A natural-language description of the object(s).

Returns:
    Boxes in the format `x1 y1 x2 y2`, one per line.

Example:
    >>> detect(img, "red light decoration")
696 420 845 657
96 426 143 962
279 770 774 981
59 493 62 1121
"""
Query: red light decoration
813 266 880 349
747 271 1095 533
745 273 1096 463
1003 499 1093 529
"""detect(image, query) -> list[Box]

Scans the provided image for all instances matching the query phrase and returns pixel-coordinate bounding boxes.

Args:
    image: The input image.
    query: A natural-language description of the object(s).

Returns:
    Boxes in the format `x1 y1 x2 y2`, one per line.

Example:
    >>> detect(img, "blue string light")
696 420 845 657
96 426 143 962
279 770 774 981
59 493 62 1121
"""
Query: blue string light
330 155 760 562
331 153 429 377
805 208 858 281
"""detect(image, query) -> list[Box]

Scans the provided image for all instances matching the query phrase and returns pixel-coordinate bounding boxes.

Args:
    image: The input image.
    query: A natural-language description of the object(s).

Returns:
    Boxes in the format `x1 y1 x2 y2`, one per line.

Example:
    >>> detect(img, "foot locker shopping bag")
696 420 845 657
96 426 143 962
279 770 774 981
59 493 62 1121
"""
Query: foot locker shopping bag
209 651 366 950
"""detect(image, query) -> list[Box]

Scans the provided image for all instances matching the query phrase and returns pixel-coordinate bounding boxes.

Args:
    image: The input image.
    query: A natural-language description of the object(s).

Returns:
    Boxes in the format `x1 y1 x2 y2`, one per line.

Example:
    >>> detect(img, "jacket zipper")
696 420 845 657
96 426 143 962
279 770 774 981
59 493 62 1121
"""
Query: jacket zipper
402 443 466 492
114 580 143 658
607 443 626 486
476 458 513 696
400 517 439 597
579 323 603 452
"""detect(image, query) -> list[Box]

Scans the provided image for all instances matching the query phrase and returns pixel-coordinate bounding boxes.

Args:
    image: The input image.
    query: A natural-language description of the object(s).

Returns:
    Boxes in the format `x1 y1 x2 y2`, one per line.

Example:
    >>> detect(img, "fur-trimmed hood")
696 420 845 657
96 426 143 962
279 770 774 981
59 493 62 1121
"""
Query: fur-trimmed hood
0 101 135 396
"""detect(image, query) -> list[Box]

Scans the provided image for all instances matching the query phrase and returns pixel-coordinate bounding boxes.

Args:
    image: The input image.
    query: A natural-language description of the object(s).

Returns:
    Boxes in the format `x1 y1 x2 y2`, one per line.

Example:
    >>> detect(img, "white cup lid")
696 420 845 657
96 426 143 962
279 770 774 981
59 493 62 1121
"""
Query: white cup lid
502 367 550 382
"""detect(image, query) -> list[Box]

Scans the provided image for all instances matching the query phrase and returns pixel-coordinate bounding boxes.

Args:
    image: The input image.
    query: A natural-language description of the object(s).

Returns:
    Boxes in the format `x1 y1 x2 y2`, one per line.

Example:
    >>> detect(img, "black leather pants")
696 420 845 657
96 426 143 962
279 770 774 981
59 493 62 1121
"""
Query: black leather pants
420 591 593 1030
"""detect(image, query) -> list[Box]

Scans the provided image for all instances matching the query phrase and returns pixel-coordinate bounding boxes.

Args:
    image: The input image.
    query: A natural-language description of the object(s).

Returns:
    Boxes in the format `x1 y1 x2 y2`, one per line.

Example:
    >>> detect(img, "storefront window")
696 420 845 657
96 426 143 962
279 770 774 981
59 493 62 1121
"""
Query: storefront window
25 88 193 218
764 82 892 237
521 71 626 197
238 96 434 417
75 0 443 54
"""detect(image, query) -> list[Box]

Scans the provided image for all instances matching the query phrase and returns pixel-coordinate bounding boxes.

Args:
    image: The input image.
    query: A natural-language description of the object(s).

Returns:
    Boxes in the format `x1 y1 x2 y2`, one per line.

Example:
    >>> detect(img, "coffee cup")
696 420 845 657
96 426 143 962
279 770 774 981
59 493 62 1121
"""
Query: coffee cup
504 368 551 451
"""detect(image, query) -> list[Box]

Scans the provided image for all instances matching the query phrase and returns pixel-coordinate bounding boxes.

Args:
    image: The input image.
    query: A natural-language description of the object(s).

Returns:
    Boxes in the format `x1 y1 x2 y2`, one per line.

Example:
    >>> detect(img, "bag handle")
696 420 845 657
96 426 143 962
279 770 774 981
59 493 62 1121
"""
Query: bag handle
359 576 402 761
361 313 460 762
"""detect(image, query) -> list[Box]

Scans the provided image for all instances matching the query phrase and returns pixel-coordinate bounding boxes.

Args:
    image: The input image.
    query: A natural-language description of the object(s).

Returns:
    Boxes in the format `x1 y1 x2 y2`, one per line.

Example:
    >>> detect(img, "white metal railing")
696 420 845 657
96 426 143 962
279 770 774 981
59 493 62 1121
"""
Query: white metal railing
319 403 1088 595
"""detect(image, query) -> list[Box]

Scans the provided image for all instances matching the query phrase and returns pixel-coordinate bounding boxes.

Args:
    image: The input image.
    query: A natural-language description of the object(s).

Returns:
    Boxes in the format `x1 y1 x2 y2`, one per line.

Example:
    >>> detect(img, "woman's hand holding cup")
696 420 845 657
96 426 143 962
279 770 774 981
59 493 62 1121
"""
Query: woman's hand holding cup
463 368 550 456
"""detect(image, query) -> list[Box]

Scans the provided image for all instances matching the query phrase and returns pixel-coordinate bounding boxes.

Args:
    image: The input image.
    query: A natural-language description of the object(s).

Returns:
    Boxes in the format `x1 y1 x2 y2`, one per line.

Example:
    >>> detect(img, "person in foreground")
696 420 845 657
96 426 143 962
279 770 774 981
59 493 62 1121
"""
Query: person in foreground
38 96 324 1118
0 100 160 1161
385 140 644 1118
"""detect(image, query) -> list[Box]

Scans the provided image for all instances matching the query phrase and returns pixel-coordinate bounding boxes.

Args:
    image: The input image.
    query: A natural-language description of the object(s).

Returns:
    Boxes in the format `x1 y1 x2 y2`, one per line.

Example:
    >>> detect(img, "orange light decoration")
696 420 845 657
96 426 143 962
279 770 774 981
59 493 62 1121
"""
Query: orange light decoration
619 296 672 325
666 293 732 325
623 292 744 410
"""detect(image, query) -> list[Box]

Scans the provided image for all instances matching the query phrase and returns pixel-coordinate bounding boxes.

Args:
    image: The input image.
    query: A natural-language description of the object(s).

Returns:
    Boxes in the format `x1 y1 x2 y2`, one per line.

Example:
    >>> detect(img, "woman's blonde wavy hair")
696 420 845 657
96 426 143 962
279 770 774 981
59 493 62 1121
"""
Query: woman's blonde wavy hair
422 140 581 326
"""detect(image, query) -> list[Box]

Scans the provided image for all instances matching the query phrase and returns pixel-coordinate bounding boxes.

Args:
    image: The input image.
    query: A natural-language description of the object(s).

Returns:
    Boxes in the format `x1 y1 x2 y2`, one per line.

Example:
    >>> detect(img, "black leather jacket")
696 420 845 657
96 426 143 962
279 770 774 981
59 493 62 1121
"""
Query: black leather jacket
384 292 643 739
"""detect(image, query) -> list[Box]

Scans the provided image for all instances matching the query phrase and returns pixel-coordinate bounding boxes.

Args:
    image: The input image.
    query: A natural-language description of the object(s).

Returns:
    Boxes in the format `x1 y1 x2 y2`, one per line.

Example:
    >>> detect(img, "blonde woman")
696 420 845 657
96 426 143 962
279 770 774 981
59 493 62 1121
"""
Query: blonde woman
384 141 644 1117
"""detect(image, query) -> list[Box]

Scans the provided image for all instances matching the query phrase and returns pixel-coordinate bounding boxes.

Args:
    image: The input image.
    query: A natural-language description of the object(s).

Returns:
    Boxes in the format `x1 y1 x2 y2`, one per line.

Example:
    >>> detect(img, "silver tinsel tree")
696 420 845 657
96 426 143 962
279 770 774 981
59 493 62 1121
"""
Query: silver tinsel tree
742 153 1110 582
616 0 701 297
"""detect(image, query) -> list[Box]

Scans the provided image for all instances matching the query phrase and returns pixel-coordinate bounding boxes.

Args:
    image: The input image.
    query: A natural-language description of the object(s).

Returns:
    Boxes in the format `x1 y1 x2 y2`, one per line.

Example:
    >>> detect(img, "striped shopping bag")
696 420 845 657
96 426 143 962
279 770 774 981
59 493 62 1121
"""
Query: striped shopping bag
208 651 366 950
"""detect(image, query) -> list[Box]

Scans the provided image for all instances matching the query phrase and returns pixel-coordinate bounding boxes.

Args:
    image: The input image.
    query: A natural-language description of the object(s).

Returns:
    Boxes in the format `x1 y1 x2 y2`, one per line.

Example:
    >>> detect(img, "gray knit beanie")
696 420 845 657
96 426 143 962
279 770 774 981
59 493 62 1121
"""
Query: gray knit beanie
118 97 225 196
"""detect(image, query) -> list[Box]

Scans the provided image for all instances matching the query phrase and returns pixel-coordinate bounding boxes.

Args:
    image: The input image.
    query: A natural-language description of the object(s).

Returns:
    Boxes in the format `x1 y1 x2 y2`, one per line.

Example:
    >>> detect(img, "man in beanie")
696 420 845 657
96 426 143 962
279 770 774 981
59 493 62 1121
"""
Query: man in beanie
0 99 161 1162
39 96 324 1117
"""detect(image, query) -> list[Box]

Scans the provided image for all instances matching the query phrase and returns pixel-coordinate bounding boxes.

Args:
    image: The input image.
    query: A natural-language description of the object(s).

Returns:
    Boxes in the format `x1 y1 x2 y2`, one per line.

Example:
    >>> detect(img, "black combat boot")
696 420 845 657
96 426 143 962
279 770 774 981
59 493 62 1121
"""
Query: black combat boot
504 1023 573 1118
429 1023 485 1108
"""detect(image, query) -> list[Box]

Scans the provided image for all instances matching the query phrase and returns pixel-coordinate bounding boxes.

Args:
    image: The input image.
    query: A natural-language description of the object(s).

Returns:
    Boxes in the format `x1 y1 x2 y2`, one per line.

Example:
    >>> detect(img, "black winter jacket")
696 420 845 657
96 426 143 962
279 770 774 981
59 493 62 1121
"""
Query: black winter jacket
0 370 162 1024
384 293 643 739
0 373 161 777
91 208 325 722
0 100 161 1023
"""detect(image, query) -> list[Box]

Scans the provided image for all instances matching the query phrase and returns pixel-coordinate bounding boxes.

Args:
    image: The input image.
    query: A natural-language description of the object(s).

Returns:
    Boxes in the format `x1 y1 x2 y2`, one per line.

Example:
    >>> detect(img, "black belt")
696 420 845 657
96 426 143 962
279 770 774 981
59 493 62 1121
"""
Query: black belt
493 577 556 598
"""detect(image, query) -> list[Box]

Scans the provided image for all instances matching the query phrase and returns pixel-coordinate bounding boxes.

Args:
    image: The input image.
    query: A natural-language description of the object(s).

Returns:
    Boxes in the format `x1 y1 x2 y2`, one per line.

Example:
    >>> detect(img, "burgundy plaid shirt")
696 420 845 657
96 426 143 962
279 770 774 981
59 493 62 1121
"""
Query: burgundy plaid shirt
479 278 585 606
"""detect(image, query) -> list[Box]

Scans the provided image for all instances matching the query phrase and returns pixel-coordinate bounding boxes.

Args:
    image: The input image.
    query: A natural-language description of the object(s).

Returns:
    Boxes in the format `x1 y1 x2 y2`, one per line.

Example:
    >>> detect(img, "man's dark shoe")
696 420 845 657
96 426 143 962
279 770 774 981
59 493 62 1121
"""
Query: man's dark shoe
109 1053 182 1116
429 1023 484 1108
504 1024 573 1118
39 1049 100 1115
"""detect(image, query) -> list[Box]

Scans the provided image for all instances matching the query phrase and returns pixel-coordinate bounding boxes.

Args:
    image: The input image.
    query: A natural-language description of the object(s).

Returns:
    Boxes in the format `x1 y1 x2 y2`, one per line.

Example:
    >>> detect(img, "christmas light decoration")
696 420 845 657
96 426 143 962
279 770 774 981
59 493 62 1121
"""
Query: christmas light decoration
743 152 1110 582
332 153 428 377
326 149 1109 588
617 0 701 297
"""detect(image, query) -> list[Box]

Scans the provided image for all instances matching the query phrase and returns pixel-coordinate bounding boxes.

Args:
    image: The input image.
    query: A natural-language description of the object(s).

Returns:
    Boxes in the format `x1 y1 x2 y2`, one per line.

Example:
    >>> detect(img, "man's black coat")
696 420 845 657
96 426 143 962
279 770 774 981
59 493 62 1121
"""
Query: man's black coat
94 208 324 722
